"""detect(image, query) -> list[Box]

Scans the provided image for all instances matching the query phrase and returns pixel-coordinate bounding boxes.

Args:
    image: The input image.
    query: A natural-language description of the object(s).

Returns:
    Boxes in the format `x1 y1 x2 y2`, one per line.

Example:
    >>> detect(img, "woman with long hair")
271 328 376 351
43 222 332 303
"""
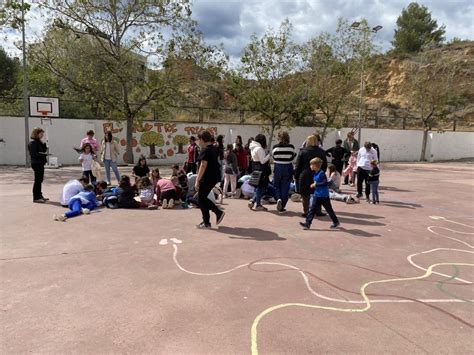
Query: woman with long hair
101 131 121 185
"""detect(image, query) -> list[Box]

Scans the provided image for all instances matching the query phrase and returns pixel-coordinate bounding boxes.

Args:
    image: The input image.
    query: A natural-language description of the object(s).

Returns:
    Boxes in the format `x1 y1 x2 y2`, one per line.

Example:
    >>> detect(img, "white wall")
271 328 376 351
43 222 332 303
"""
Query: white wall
0 116 473 165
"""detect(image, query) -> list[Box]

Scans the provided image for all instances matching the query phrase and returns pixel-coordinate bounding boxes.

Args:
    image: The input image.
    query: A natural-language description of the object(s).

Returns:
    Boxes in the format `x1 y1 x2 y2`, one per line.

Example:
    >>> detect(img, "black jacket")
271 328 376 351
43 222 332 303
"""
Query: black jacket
294 146 328 195
28 139 47 165
326 145 349 162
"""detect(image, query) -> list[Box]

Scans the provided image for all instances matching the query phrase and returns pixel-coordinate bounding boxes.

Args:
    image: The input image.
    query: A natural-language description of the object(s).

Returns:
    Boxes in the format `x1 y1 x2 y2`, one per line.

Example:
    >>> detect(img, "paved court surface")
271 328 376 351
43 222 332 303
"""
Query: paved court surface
1 162 473 354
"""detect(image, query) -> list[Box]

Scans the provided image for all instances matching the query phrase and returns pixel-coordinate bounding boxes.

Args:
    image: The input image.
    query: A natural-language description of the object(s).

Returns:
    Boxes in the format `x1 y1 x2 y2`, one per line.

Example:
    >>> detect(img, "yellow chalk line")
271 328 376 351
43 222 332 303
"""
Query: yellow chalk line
250 262 474 355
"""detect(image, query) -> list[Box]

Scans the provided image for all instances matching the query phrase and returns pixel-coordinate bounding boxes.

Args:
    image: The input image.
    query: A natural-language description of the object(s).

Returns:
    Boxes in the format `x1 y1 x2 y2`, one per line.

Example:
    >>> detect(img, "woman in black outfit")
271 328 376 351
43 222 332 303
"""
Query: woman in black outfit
28 127 48 203
294 135 328 217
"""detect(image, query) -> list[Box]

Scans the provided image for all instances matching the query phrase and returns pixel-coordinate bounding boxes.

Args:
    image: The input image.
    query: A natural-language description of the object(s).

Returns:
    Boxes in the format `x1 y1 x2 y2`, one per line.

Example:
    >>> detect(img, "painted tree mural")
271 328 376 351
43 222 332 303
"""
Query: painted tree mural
140 131 164 159
173 135 188 154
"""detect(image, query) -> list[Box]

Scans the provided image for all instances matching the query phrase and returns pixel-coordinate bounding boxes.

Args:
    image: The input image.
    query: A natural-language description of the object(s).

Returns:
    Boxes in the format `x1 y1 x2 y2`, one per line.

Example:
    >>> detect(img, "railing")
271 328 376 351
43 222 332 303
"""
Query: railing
0 96 472 131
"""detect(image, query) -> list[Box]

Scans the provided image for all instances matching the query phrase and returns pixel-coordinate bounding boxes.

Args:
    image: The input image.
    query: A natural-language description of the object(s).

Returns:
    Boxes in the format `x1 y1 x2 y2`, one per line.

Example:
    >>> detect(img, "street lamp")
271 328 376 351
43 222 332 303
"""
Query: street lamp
350 21 382 144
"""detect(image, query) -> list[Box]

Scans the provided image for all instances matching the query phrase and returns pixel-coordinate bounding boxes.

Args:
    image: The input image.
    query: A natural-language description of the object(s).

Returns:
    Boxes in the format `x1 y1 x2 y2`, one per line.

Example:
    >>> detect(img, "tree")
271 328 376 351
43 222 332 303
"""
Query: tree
173 135 188 154
31 0 194 163
404 51 458 160
230 20 305 148
0 47 18 94
392 2 445 53
140 131 164 159
300 19 370 142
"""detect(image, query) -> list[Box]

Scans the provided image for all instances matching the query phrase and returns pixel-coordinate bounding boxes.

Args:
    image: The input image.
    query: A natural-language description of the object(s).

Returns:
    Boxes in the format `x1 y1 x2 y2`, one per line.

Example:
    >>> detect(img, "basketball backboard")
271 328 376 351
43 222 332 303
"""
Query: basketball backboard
29 96 60 118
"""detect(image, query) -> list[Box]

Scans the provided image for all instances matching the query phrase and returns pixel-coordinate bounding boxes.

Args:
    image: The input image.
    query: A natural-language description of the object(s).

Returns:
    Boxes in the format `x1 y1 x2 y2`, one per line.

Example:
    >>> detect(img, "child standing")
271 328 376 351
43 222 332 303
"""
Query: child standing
368 160 380 204
137 177 158 209
342 150 358 187
223 144 239 197
79 143 97 184
299 157 340 230
54 184 101 221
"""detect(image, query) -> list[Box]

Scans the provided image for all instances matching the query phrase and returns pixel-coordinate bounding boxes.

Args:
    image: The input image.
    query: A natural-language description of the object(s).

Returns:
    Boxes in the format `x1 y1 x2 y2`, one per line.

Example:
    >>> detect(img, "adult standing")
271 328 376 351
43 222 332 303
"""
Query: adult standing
74 130 100 154
294 135 327 217
272 131 296 213
356 141 379 201
244 137 254 174
101 131 121 185
186 136 199 174
248 134 271 211
195 131 225 229
343 132 359 184
28 128 48 203
326 139 349 175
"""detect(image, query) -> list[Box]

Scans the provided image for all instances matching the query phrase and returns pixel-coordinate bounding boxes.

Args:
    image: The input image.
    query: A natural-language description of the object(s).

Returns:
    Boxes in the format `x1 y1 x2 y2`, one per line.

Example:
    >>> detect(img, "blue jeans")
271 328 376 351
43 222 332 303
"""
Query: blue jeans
369 181 379 202
103 159 120 184
306 197 339 227
65 198 95 218
273 163 293 208
253 186 264 206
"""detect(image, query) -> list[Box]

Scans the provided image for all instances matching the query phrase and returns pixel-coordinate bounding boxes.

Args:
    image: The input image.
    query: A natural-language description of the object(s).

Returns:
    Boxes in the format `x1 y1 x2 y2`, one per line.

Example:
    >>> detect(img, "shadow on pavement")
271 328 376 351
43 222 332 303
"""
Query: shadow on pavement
215 226 286 241
336 211 385 219
382 200 423 209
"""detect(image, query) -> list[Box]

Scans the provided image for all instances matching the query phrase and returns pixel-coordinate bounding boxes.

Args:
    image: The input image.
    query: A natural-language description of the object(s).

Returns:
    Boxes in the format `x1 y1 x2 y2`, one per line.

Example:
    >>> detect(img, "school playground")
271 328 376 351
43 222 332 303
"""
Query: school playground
1 162 473 354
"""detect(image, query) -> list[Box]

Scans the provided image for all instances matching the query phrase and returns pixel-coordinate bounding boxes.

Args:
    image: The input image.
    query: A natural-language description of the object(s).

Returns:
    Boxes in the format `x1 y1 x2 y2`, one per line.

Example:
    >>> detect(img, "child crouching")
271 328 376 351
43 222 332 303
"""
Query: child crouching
54 184 101 221
299 157 340 230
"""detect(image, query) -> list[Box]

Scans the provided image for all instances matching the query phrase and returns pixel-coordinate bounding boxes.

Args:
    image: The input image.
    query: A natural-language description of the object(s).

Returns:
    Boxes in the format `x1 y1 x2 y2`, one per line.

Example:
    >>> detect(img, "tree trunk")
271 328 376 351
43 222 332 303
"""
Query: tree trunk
321 124 328 145
268 124 275 150
420 128 429 161
178 143 184 154
149 145 156 158
126 113 134 164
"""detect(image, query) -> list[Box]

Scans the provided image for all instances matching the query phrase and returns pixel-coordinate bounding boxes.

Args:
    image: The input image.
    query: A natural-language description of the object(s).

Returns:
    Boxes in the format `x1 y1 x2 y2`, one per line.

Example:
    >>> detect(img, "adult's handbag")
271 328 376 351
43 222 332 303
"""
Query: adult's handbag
248 170 263 187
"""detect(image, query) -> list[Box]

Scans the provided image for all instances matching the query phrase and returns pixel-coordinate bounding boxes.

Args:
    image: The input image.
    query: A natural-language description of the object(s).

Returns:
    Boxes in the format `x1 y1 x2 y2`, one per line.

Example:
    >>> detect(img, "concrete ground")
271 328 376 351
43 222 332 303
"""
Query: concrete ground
1 162 473 354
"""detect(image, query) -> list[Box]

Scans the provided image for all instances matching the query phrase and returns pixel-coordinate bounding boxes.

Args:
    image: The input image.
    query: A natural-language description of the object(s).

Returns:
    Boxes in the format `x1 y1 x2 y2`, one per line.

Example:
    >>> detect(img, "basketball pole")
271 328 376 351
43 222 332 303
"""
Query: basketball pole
21 0 30 168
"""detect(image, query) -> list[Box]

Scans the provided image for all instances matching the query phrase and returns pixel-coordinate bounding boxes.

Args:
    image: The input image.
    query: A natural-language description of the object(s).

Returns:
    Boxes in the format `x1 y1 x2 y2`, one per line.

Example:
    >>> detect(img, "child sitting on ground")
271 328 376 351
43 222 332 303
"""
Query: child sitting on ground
368 160 380 204
117 175 140 209
170 164 188 203
152 168 178 209
299 157 340 230
327 164 341 193
137 177 158 209
343 150 358 187
79 143 97 184
132 155 150 182
54 184 101 221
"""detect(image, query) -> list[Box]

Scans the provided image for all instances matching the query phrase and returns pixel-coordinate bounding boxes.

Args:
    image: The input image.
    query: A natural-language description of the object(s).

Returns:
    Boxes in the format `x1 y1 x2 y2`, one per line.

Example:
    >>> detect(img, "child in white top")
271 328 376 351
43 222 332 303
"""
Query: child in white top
137 176 158 209
328 164 341 193
79 143 97 183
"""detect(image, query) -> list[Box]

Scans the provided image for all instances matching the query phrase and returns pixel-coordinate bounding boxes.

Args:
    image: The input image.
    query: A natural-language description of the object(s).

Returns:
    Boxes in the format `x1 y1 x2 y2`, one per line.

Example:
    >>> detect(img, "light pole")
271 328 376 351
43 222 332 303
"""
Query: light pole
21 0 30 167
350 21 382 144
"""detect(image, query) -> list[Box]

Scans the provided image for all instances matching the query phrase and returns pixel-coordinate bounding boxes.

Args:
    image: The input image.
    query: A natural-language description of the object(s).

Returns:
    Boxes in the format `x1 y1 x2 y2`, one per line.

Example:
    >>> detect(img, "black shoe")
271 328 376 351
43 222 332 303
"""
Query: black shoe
216 210 225 225
278 208 287 214
276 199 283 212
299 222 310 230
356 194 362 198
41 196 49 201
315 212 327 217
330 222 340 229
33 199 45 203
197 222 212 229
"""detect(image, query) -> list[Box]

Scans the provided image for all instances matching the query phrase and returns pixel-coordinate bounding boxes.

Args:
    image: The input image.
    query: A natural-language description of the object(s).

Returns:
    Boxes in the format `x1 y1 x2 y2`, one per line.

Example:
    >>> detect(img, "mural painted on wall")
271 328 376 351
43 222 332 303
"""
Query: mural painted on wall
103 122 218 162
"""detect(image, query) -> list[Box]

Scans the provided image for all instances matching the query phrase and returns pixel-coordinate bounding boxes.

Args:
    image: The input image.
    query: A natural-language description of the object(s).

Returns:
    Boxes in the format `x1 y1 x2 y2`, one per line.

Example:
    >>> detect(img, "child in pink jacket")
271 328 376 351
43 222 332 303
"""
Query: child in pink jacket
343 151 358 187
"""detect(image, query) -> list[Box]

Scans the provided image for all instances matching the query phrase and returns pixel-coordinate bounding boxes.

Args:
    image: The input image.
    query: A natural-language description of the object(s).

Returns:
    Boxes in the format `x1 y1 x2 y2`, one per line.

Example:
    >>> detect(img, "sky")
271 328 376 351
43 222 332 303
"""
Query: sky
1 0 473 65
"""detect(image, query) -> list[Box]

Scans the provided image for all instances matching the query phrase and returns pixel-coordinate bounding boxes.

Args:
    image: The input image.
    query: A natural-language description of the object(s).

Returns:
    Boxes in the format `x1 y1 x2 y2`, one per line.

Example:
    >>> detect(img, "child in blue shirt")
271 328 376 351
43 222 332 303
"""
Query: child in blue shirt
300 157 340 230
54 184 101 221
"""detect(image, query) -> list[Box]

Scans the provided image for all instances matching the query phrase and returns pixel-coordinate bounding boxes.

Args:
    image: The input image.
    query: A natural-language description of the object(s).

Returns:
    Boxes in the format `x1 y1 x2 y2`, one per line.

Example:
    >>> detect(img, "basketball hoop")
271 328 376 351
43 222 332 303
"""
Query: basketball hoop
39 111 52 125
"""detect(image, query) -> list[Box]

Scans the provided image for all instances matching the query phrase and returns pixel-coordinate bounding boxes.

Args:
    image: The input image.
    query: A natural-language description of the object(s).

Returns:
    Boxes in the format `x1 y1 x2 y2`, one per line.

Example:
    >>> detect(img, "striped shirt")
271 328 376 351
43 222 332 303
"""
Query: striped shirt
272 143 296 164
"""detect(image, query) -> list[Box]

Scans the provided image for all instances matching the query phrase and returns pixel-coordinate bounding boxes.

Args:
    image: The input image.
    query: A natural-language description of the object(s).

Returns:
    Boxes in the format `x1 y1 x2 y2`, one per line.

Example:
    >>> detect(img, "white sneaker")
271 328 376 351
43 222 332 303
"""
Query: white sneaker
81 208 90 215
168 199 174 208
162 199 168 209
54 214 67 222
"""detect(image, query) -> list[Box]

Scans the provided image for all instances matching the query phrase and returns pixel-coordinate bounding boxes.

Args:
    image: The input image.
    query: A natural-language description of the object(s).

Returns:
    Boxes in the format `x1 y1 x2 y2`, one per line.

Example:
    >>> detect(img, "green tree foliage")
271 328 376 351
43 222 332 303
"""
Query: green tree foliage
392 2 445 53
140 131 164 159
30 0 195 163
404 51 459 160
230 20 305 147
301 19 372 141
0 47 18 94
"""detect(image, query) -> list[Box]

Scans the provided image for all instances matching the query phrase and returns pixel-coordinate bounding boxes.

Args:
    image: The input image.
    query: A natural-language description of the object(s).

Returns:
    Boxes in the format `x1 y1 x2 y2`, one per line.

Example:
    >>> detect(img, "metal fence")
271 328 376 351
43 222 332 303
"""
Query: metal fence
0 96 472 131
